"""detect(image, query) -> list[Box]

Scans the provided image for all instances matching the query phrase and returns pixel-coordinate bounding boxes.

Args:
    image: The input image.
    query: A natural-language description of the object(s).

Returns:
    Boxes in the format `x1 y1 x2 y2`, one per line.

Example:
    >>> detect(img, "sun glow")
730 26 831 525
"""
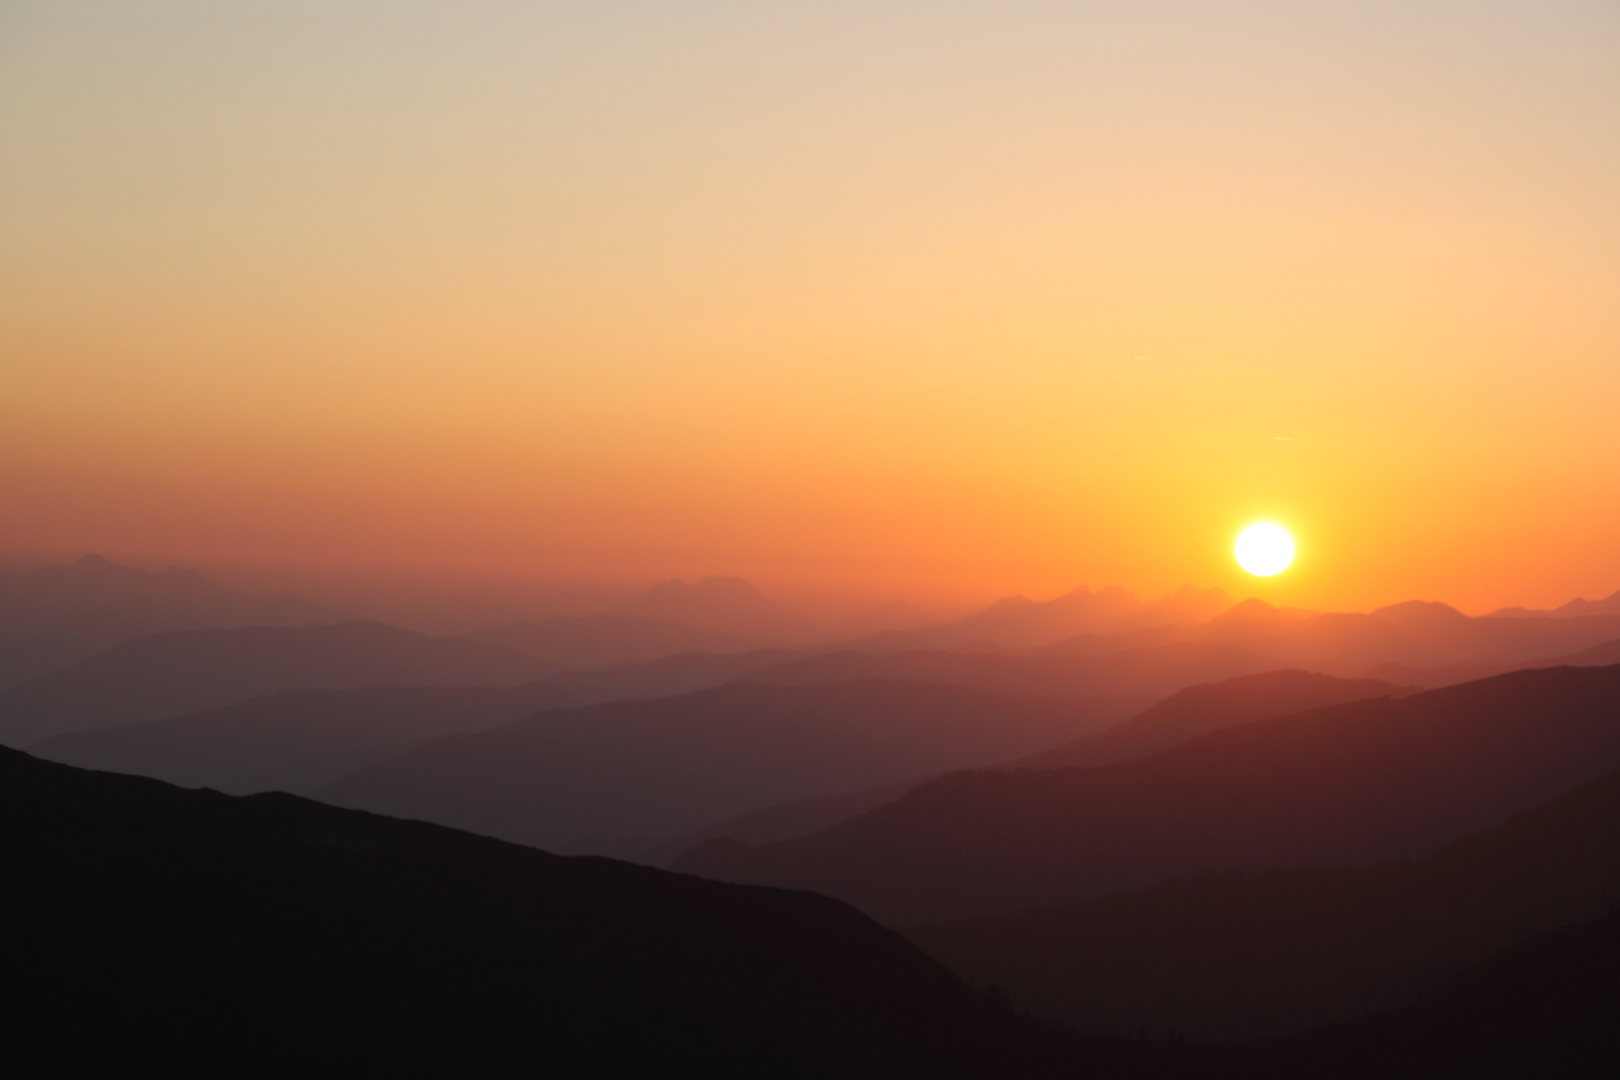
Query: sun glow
1235 523 1295 577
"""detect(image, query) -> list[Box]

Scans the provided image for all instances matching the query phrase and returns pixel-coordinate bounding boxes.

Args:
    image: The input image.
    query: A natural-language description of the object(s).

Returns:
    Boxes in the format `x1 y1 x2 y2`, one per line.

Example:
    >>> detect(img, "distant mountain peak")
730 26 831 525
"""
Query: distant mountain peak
620 577 818 643
1486 589 1620 620
1372 600 1471 627
0 557 335 683
933 583 1230 650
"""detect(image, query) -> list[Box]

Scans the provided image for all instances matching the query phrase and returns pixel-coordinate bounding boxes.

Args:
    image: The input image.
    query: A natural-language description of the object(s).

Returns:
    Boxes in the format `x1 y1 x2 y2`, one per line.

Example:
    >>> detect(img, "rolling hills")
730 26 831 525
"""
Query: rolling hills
0 743 1103 1077
0 621 554 747
318 679 1139 857
907 760 1620 1037
29 681 574 795
0 554 333 690
674 665 1620 923
1012 669 1412 770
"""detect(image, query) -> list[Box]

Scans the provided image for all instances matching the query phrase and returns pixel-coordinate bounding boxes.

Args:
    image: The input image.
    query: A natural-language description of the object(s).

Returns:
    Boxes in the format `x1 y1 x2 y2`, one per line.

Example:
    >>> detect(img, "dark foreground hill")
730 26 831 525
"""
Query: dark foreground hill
6 737 1619 1076
908 763 1620 1038
29 682 574 795
0 745 1111 1078
319 680 1138 857
0 621 554 747
1230 908 1620 1080
1013 670 1411 770
675 665 1620 922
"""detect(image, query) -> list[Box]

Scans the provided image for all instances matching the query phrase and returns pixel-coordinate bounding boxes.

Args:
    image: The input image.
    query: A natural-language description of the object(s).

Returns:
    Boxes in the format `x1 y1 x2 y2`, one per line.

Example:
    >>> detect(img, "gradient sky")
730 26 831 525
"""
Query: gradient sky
3 1 1618 615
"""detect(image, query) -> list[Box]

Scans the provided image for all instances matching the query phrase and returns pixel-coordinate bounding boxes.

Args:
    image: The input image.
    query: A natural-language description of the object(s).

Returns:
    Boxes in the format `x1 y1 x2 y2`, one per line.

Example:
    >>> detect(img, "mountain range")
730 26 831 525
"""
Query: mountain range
907 758 1620 1038
0 621 553 747
0 742 1101 1078
0 554 333 690
1488 588 1620 620
674 664 1620 923
1048 598 1620 676
928 584 1233 649
10 722 1620 1075
1011 669 1414 770
649 669 1411 863
316 679 1139 857
29 682 573 795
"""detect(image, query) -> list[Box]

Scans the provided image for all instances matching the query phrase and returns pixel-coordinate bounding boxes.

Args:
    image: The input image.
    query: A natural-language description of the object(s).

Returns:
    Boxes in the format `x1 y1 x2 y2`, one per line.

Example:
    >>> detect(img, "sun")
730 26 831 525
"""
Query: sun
1235 523 1294 577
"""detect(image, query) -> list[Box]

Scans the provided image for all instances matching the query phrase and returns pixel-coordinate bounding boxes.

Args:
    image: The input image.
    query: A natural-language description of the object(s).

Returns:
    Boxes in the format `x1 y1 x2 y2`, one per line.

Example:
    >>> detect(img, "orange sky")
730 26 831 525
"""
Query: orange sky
3 1 1618 616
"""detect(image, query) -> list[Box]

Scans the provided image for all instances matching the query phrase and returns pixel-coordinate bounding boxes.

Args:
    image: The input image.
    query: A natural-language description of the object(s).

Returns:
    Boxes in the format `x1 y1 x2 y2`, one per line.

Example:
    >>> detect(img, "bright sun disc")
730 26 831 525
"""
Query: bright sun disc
1235 523 1294 577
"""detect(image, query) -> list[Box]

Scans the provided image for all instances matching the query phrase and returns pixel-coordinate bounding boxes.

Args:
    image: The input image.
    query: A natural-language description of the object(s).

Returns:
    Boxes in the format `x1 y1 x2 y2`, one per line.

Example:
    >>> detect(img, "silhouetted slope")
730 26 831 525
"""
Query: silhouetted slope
29 682 573 795
0 745 1109 1078
0 621 554 747
745 642 1274 702
674 665 1620 923
0 554 332 689
1246 909 1620 1079
621 576 821 642
471 612 766 669
641 777 935 866
651 670 1406 865
1014 670 1411 770
908 763 1620 1038
1560 636 1620 667
318 680 1138 855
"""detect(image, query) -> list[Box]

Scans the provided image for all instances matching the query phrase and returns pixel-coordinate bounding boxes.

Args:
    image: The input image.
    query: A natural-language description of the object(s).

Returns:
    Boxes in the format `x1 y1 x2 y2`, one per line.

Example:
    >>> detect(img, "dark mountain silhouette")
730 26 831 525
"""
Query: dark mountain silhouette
649 670 1408 865
743 641 1275 702
29 682 573 795
0 621 554 747
907 762 1620 1038
1014 670 1412 770
638 777 935 866
8 675 1618 1076
928 585 1230 650
0 744 1117 1078
0 554 333 689
673 665 1620 923
620 576 821 643
318 680 1139 857
470 612 766 669
1266 907 1620 1079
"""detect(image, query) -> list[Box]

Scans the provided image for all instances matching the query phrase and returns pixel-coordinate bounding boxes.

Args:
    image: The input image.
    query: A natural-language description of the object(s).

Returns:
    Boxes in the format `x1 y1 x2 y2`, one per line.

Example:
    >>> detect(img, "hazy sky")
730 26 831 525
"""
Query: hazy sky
3 1 1618 613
